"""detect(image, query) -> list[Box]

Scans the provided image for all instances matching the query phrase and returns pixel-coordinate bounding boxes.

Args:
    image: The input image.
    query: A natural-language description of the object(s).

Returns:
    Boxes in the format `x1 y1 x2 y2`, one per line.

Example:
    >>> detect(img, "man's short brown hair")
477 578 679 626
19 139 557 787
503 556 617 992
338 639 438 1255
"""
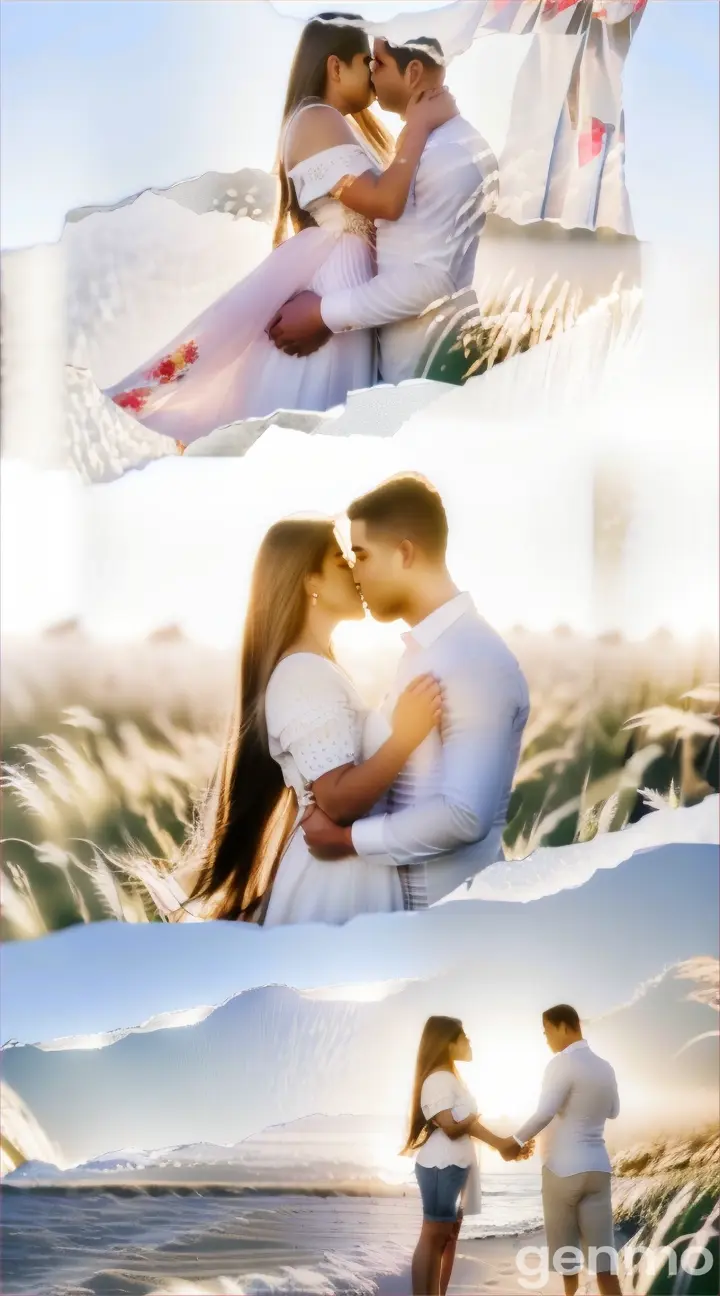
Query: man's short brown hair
543 1004 581 1032
381 35 444 73
347 474 448 559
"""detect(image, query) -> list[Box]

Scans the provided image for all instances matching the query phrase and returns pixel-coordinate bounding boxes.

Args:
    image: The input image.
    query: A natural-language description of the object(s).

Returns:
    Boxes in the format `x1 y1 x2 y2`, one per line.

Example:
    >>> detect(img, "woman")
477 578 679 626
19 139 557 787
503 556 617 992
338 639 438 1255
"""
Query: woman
106 13 456 450
177 516 443 924
402 1016 534 1296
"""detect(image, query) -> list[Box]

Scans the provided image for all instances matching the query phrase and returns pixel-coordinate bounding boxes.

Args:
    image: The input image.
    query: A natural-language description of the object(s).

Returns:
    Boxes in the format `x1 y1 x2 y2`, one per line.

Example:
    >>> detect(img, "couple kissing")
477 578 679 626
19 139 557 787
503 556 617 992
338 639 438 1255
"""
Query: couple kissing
169 474 530 925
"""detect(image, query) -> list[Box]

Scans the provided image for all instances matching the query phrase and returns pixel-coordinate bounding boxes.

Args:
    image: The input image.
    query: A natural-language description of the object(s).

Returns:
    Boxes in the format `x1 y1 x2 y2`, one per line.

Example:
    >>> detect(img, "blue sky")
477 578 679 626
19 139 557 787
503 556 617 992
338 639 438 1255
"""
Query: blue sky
1 1 717 249
2 843 717 1046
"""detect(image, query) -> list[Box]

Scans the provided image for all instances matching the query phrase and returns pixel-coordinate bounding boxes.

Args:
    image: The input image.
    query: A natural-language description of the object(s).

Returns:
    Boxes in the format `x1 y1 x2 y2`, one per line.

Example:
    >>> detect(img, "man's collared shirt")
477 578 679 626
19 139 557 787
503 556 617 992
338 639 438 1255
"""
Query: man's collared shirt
320 117 498 382
351 592 530 909
514 1040 621 1177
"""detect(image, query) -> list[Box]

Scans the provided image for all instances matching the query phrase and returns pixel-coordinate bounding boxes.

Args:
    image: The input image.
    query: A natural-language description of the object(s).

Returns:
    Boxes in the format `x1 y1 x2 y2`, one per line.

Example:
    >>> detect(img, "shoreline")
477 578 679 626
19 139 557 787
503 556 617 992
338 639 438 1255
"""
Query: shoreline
376 1230 548 1296
377 1224 640 1296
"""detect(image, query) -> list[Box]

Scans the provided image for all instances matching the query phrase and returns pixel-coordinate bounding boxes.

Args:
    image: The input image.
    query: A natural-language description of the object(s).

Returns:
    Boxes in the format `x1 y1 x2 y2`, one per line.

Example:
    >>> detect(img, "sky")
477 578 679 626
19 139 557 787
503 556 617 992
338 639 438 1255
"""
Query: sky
1 1 718 249
2 842 717 1047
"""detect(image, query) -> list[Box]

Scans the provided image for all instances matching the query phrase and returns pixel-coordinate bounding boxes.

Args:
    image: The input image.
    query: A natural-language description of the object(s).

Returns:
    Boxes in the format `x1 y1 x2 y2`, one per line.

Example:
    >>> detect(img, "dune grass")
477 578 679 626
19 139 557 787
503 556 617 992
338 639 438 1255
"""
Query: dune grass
613 1126 720 1295
422 271 643 386
1 629 717 940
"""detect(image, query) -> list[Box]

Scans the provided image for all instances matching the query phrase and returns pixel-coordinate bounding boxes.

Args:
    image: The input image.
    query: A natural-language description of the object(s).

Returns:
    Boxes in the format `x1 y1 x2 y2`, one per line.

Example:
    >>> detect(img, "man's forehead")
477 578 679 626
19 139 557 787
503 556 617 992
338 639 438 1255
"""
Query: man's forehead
373 36 389 56
349 518 369 546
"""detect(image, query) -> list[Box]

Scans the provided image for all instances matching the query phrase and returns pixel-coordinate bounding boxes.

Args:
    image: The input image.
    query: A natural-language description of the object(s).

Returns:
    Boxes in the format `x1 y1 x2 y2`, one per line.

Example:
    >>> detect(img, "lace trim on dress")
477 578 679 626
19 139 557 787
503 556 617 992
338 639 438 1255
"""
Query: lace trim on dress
327 175 376 244
277 696 355 744
345 212 375 242
292 143 374 187
282 104 378 245
285 713 359 786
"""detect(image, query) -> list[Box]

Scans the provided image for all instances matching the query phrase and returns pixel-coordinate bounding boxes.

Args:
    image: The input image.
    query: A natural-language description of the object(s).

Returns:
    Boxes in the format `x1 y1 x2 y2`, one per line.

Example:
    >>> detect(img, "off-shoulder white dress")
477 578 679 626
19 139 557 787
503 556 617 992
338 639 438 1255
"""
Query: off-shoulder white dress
262 652 404 926
105 103 379 445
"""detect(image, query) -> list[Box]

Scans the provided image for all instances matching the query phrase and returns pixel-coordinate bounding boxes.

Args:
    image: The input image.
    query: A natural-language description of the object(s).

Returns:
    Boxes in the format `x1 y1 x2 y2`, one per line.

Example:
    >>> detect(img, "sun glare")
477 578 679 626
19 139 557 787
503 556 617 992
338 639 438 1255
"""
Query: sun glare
301 980 411 1003
461 1037 552 1123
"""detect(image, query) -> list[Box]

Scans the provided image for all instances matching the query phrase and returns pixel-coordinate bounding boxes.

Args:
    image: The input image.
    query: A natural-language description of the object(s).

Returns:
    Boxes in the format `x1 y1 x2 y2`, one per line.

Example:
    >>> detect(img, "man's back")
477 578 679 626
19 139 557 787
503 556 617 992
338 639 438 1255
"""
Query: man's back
537 1043 620 1177
376 116 498 384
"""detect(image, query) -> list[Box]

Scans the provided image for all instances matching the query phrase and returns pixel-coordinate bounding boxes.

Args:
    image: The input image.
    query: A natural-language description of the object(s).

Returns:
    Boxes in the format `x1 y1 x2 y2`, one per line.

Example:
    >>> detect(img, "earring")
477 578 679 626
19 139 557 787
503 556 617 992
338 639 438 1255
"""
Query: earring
311 591 318 605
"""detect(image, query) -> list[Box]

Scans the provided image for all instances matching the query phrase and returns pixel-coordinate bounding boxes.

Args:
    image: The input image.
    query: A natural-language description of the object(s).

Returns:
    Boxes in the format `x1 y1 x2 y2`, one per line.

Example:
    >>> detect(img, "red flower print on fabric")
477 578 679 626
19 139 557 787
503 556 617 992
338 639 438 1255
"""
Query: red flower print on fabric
542 0 580 20
146 339 200 384
579 118 608 166
113 387 152 413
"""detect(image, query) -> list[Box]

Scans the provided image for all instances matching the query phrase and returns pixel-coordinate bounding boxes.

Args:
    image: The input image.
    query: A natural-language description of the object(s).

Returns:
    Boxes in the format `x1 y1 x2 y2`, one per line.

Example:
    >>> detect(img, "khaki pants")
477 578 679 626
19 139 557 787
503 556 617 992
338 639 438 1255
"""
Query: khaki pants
542 1166 616 1275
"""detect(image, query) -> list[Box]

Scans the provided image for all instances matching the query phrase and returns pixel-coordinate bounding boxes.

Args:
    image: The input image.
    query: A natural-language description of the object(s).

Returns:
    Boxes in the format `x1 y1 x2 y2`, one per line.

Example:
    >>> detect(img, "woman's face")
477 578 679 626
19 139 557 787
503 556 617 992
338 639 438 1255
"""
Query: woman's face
450 1028 473 1064
336 48 375 113
315 542 365 622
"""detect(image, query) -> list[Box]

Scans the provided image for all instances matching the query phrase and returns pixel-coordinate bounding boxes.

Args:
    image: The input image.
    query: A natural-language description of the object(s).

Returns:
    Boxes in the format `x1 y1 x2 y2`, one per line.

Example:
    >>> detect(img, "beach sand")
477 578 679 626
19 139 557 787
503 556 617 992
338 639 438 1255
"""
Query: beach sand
377 1229 628 1295
376 1231 544 1296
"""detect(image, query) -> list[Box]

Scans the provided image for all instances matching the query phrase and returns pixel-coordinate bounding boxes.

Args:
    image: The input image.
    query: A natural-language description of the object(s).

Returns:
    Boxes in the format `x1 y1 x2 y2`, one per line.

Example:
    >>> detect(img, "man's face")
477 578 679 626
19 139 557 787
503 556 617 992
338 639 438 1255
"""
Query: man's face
370 38 411 113
350 518 409 621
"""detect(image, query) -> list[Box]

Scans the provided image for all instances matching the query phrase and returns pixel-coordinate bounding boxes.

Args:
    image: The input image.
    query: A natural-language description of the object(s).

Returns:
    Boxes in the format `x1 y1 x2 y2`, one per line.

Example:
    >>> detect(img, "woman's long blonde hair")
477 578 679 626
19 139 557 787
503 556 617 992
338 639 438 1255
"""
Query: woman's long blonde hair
189 518 337 920
401 1016 466 1156
273 11 393 247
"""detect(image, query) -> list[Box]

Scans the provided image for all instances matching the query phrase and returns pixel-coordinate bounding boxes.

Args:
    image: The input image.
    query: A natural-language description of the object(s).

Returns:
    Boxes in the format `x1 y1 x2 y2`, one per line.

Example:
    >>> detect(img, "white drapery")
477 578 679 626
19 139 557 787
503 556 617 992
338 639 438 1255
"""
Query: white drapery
284 0 648 234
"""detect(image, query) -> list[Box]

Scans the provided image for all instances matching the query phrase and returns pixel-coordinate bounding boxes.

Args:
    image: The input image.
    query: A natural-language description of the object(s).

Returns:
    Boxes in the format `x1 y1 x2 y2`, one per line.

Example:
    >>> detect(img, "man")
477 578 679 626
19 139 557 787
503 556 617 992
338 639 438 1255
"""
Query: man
499 1005 622 1296
268 35 497 387
301 474 530 909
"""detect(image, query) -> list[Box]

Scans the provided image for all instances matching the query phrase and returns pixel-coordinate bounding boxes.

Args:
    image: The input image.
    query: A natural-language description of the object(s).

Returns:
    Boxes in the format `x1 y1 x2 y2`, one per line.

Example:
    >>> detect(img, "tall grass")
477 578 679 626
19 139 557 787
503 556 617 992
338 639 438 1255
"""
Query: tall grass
422 272 642 386
613 1126 720 1295
1 629 717 939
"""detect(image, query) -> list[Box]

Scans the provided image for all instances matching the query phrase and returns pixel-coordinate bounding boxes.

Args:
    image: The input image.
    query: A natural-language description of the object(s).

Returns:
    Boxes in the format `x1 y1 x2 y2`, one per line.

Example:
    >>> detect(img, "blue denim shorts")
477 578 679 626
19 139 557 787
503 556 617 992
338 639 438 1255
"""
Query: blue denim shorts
415 1163 470 1223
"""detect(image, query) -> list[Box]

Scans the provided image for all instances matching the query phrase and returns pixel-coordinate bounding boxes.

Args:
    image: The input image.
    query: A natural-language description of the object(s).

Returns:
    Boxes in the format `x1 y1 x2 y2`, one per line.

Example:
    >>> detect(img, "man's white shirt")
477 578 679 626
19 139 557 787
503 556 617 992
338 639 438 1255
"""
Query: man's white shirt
320 116 498 383
514 1040 621 1177
351 592 530 909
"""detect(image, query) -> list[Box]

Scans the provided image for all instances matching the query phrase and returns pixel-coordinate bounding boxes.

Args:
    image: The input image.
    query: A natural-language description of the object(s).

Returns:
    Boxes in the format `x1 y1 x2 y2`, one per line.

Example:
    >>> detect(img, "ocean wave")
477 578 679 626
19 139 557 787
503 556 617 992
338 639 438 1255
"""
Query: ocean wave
1 1177 411 1199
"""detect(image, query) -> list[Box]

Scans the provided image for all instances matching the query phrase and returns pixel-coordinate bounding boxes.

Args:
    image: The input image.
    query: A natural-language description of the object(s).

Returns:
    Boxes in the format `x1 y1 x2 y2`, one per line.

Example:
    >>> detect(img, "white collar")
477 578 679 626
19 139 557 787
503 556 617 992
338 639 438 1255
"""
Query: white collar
561 1040 589 1058
403 592 474 651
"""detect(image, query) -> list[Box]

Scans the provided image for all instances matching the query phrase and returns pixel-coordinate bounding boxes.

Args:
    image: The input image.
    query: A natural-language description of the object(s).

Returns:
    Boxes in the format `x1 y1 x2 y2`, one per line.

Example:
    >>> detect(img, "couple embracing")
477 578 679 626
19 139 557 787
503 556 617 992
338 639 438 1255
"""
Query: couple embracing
107 12 495 448
171 475 529 925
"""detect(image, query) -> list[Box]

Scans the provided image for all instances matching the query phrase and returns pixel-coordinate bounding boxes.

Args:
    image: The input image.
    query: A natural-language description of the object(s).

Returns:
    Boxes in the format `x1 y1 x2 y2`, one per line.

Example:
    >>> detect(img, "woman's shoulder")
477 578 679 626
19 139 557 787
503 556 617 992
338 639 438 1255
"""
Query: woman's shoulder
421 1069 460 1099
265 654 362 744
266 653 351 707
285 103 358 170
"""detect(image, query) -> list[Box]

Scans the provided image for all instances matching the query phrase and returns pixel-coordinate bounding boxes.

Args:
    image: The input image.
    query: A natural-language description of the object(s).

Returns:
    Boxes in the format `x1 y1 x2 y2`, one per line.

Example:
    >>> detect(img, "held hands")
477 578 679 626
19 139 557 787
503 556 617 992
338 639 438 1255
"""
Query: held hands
391 673 443 754
405 86 458 135
497 1136 536 1163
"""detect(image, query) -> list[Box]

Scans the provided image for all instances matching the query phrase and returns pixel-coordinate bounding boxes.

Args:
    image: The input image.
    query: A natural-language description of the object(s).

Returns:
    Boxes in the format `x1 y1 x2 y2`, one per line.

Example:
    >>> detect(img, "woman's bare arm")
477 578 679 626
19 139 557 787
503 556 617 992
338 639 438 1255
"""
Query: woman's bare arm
310 675 441 825
467 1118 507 1153
430 1109 478 1140
311 744 408 826
286 97 455 223
468 1119 536 1160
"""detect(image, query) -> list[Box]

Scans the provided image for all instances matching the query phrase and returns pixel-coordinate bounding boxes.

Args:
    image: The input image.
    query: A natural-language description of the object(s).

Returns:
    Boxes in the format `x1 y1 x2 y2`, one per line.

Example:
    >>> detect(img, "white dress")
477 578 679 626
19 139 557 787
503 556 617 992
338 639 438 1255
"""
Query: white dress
416 1069 482 1216
105 105 379 444
262 653 404 927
